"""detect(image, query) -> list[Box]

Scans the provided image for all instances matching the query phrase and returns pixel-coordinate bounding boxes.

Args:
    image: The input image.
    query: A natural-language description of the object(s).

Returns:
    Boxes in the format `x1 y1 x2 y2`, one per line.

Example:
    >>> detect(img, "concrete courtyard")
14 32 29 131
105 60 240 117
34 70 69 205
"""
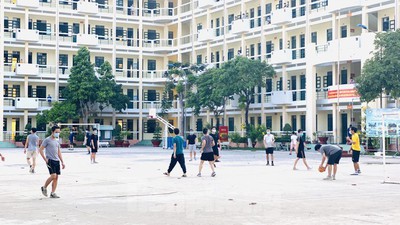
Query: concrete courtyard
0 147 399 225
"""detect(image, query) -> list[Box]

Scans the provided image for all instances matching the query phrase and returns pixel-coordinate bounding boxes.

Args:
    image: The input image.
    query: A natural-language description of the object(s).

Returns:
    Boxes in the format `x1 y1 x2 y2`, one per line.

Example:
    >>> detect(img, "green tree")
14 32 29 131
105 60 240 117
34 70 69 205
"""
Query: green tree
36 101 78 127
356 30 400 103
187 68 228 124
222 56 275 133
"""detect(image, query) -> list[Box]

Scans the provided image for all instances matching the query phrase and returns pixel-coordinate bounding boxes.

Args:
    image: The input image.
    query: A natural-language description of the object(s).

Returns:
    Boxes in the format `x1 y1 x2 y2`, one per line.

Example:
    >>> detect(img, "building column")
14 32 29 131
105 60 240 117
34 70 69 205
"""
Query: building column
177 0 182 62
205 5 211 64
223 0 228 62
112 0 117 76
138 0 143 140
191 0 196 63
23 8 29 128
332 63 339 143
0 0 4 141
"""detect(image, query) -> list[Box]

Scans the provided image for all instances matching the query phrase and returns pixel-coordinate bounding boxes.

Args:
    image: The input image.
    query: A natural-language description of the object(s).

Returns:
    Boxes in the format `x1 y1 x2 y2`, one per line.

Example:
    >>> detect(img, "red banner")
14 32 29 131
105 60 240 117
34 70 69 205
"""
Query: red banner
327 89 359 99
219 126 228 142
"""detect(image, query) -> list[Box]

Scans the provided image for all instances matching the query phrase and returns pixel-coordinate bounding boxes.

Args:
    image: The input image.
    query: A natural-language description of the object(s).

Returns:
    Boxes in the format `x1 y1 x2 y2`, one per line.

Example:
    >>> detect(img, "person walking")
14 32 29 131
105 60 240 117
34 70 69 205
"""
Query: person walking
315 144 343 181
186 129 197 161
293 129 312 170
198 128 216 177
24 127 40 173
290 131 297 155
68 129 75 150
90 128 99 164
84 128 91 155
39 125 65 199
263 128 275 166
210 127 221 163
348 126 362 175
164 128 187 177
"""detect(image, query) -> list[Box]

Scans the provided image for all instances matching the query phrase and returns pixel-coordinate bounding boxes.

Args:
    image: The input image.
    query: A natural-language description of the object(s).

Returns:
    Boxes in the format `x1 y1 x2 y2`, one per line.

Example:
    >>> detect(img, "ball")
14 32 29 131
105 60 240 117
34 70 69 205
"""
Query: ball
318 166 326 173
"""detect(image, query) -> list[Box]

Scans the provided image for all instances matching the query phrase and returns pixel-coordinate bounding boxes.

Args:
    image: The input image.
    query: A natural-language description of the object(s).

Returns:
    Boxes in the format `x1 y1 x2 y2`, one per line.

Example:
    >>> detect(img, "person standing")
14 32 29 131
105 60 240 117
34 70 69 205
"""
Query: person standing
347 124 353 142
68 129 75 150
293 129 312 170
315 144 343 181
39 125 65 199
186 129 197 161
263 128 275 166
290 131 297 155
84 128 91 155
210 127 221 163
90 128 99 164
164 128 187 177
198 128 216 177
348 126 362 175
24 128 40 173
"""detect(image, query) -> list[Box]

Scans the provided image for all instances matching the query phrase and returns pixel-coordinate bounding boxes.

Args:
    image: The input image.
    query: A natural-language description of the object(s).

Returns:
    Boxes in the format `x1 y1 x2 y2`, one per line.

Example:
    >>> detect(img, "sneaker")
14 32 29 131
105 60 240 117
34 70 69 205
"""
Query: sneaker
293 168 298 170
31 168 35 174
41 186 48 197
211 172 216 177
214 163 216 168
215 159 220 162
93 161 99 164
323 176 332 181
332 176 336 180
350 172 359 176
357 170 362 174
271 162 274 166
194 157 197 161
197 173 201 177
50 193 60 198
307 167 313 170
266 162 270 166
182 174 187 177
189 159 192 161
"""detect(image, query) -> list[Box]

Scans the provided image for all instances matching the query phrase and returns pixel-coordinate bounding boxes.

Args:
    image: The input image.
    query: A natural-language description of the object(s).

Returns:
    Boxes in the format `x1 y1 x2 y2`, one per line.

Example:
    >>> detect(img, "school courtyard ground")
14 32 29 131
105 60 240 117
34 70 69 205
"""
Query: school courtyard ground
0 147 399 225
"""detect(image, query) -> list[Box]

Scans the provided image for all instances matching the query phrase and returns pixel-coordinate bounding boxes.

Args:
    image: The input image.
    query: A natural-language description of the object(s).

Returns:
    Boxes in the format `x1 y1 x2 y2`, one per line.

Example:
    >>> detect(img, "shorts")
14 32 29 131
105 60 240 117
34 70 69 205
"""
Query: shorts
69 139 74 145
297 149 306 158
352 150 360 163
26 150 37 159
86 142 91 147
201 152 215 161
91 146 98 153
265 147 274 154
290 143 297 150
213 147 219 156
47 159 61 175
188 144 196 152
327 150 342 165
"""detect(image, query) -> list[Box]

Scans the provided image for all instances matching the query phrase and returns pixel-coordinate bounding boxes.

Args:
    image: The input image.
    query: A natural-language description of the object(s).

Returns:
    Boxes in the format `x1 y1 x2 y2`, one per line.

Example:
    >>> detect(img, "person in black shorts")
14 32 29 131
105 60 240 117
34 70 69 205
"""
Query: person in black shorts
210 127 221 163
315 144 343 181
90 128 99 164
198 128 216 177
293 129 311 170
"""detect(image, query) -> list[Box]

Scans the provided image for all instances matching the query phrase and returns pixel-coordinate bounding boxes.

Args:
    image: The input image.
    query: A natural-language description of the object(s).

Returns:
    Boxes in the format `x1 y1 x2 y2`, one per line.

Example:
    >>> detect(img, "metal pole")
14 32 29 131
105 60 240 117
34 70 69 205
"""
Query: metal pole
381 114 386 183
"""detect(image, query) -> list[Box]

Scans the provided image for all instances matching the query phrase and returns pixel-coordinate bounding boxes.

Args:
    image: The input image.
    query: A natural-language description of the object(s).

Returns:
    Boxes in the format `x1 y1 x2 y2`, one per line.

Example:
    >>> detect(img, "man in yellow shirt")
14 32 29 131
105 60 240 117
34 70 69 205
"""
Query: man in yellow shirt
348 127 361 175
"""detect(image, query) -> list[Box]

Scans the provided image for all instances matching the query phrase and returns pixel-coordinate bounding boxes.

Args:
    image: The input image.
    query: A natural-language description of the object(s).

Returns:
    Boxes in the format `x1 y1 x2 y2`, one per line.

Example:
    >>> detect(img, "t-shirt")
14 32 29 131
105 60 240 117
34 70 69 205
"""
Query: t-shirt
27 134 39 151
320 145 341 157
210 133 219 150
263 134 275 148
290 135 297 144
85 132 91 144
351 133 361 151
201 135 214 153
173 135 184 154
41 136 60 161
91 134 98 148
186 134 197 145
69 132 74 142
297 135 305 151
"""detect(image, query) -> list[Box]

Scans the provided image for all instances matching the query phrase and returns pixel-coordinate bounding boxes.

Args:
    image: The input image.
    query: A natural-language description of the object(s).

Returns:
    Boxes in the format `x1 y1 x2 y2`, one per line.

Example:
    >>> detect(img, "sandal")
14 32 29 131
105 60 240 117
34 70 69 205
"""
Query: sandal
163 172 169 176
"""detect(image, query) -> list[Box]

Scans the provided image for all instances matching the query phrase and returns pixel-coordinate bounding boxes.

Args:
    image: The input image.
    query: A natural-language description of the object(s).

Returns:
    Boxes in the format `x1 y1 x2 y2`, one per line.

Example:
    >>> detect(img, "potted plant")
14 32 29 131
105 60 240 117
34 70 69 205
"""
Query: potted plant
22 123 32 146
14 134 27 147
317 132 329 144
229 132 242 148
151 126 162 147
120 131 131 147
59 127 70 148
312 132 318 144
113 124 124 147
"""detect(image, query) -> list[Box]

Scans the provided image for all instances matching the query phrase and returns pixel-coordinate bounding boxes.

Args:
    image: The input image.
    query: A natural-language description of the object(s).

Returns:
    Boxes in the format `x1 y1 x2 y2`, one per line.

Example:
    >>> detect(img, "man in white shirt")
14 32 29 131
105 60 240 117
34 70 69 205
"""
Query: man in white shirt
263 128 275 166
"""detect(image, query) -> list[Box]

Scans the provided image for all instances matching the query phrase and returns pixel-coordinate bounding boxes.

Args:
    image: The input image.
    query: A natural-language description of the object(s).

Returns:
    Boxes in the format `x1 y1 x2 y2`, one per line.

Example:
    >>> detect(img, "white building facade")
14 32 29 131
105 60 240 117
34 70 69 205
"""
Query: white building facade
0 0 398 143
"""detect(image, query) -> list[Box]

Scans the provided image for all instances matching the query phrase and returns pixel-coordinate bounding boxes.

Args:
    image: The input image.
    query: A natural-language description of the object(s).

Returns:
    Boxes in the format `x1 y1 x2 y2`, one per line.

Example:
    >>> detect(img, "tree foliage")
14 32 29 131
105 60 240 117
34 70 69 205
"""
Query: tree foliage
356 30 400 102
222 57 275 131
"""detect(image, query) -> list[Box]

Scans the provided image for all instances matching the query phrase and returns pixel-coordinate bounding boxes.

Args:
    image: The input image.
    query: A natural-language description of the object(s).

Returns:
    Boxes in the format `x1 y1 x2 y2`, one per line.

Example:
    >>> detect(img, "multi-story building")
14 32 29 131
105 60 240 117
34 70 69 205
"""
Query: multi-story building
0 0 398 143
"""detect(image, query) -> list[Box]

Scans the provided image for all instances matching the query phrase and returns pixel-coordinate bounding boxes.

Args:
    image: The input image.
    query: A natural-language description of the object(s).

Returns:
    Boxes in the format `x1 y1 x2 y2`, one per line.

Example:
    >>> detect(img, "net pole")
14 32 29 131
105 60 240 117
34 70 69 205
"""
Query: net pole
381 114 387 183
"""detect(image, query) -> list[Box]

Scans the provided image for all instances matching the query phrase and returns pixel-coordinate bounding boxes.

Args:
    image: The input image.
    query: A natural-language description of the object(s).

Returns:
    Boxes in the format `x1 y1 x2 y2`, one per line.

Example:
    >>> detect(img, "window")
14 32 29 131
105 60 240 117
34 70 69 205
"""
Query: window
341 25 347 38
147 90 157 101
116 27 124 39
37 53 47 66
95 56 104 67
291 115 297 131
228 118 235 132
266 116 272 130
228 14 234 30
327 28 333 41
341 69 348 84
146 120 157 133
250 44 255 57
250 8 255 28
59 22 68 36
196 55 203 64
59 54 68 66
116 58 123 70
300 115 306 130
266 79 272 92
257 43 261 58
228 48 234 60
147 60 156 70
3 118 7 132
36 86 47 98
311 32 317 44
196 119 203 131
127 89 134 109
36 20 48 35
311 0 319 9
28 86 33 97
328 114 333 131
95 25 105 38
382 17 390 32
250 117 255 126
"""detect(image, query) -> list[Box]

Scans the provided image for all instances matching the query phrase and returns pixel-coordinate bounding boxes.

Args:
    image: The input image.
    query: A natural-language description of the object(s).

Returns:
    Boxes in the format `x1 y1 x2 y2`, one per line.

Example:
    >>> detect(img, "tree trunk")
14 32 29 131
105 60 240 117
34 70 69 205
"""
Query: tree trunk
180 93 185 135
